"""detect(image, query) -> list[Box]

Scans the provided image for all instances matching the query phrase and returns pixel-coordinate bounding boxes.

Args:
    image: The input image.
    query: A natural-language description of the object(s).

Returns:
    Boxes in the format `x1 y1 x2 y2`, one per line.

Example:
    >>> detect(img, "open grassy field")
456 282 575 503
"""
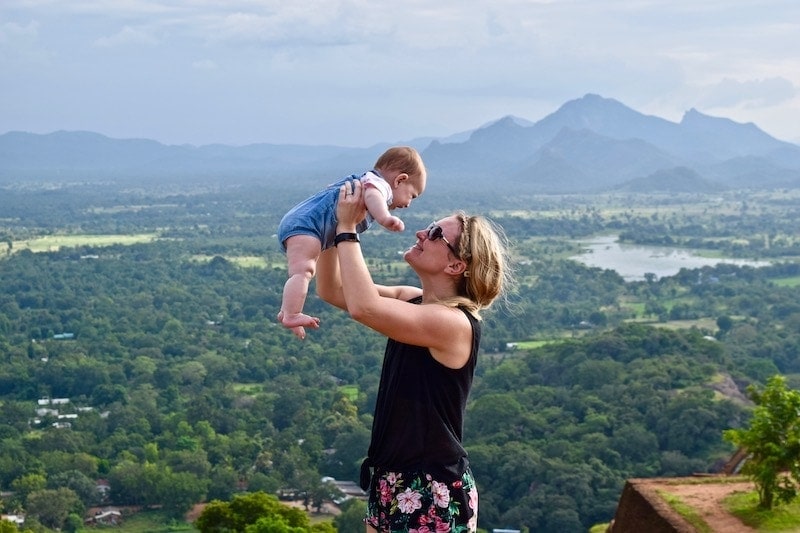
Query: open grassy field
725 491 800 532
189 254 272 268
100 509 197 532
772 276 800 288
650 317 719 332
12 233 159 252
512 339 563 350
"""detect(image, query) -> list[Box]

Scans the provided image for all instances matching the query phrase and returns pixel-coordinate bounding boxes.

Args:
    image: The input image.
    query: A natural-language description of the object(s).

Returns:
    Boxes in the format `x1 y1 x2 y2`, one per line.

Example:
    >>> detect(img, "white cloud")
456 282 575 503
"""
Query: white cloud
0 20 39 42
199 4 387 47
698 77 797 109
191 59 218 70
0 20 52 68
2 0 800 145
94 25 159 47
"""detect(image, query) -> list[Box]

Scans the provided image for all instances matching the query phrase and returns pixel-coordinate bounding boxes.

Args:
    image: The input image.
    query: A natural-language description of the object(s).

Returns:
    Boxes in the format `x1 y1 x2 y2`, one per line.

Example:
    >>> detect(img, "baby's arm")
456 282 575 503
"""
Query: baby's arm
364 185 404 232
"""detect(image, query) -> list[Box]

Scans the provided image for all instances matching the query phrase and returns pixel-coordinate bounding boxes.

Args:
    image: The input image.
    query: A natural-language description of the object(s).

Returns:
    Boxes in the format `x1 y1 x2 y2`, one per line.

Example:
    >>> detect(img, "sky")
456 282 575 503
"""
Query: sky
1 0 799 148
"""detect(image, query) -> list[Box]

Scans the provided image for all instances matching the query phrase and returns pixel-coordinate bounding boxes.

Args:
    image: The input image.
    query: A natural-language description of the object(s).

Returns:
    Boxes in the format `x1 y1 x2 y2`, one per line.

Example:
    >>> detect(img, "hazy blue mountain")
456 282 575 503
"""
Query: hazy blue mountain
424 94 800 192
616 166 724 194
523 128 679 191
531 95 793 163
2 94 799 193
703 155 800 189
510 150 590 194
534 93 680 148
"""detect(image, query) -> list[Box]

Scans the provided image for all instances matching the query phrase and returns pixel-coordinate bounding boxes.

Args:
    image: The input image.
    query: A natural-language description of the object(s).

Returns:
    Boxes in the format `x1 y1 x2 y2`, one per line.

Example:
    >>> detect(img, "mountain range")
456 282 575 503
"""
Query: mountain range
2 93 799 194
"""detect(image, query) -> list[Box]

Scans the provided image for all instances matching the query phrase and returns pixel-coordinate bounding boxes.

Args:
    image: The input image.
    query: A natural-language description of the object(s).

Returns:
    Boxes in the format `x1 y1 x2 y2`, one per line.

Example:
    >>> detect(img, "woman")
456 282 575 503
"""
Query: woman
316 178 511 533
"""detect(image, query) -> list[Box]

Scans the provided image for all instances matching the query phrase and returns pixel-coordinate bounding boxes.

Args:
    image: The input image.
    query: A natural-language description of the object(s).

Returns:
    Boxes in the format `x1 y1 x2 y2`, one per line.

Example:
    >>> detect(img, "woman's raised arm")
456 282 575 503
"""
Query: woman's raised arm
315 247 346 310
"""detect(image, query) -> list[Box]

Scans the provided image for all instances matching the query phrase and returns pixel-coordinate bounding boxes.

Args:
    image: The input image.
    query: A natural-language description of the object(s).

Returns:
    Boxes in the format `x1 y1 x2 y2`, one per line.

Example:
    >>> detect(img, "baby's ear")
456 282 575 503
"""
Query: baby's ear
393 173 409 187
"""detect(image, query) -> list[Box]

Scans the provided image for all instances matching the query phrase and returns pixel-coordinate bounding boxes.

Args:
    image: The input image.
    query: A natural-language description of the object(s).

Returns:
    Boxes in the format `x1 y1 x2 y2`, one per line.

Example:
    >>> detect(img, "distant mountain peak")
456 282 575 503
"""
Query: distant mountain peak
679 107 780 153
562 93 627 110
479 115 535 129
681 107 730 124
577 93 613 104
3 95 799 192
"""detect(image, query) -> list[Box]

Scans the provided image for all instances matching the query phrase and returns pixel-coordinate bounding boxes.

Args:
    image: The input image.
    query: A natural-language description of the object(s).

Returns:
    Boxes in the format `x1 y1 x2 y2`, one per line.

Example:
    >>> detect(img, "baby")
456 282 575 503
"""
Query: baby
277 146 427 339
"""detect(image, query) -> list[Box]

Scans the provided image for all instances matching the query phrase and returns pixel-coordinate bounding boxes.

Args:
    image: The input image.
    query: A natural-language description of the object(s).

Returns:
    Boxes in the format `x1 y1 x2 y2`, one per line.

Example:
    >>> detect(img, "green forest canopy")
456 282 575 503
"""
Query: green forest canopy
1 183 800 531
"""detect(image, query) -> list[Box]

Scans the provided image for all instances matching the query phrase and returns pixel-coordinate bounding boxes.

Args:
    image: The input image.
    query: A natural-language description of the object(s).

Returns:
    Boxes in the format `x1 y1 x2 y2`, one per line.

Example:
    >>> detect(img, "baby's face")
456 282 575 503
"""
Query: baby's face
390 174 425 209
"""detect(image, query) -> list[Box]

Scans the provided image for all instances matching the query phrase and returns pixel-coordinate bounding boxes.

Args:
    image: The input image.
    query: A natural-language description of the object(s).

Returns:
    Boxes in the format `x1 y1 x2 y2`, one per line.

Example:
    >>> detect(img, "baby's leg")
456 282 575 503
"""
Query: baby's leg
280 235 322 339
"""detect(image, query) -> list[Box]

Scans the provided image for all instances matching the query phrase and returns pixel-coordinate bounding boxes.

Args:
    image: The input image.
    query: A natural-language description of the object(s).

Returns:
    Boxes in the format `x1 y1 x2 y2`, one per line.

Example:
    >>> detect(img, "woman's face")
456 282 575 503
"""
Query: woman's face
404 216 462 271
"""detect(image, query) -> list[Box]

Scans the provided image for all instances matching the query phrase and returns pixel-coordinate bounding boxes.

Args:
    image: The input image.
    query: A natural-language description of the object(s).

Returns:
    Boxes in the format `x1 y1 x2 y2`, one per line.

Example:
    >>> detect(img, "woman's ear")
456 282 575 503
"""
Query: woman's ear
445 258 467 277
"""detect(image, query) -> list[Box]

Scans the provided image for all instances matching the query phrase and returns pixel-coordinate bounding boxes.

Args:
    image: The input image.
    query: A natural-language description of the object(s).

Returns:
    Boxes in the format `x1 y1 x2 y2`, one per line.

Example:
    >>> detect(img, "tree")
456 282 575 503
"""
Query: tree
716 315 733 334
724 375 800 509
10 473 46 502
160 470 209 519
25 487 84 530
107 460 163 507
196 491 310 532
64 513 84 533
333 498 367 533
323 426 370 480
309 479 342 514
47 469 100 507
207 465 239 501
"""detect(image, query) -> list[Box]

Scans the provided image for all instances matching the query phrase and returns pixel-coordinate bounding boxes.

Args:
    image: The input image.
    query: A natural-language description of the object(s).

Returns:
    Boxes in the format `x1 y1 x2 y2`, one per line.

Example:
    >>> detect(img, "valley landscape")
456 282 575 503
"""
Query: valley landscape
1 95 800 532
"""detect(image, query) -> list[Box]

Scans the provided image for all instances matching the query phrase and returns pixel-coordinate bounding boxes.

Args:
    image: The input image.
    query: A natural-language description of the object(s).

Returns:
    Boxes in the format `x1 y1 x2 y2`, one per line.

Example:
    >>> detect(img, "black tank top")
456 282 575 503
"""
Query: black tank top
361 299 481 485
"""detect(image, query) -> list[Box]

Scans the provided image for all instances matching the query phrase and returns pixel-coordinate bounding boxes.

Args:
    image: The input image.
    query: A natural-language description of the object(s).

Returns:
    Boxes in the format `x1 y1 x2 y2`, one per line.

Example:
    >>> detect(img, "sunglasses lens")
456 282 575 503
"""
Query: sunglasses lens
428 224 442 241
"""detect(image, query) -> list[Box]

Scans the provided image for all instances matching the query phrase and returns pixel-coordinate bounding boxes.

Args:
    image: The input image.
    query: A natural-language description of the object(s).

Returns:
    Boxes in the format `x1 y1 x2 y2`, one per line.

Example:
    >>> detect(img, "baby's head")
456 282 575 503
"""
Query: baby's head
374 146 427 209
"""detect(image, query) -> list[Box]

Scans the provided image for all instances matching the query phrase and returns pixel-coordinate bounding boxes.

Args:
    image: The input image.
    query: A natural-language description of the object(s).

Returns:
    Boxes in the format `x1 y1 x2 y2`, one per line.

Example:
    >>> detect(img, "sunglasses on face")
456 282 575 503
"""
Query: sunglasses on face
425 222 460 258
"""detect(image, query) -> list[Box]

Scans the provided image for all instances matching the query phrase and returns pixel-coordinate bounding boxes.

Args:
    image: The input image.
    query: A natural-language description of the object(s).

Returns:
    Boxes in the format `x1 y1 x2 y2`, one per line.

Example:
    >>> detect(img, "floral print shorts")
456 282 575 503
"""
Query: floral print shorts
364 467 478 532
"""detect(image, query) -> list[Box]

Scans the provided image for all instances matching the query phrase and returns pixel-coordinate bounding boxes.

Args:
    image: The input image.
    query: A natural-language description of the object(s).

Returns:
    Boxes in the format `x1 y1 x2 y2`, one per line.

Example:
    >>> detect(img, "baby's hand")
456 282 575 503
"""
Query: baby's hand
380 216 405 232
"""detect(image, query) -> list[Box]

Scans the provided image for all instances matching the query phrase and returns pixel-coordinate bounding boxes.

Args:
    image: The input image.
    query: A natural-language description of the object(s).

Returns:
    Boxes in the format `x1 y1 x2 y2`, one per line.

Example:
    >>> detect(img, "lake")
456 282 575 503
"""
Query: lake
571 235 771 281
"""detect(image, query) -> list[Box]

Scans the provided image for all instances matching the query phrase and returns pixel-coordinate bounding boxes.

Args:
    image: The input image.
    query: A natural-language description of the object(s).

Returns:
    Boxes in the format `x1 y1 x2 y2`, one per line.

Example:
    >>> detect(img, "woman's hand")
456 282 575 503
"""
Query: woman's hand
336 178 367 233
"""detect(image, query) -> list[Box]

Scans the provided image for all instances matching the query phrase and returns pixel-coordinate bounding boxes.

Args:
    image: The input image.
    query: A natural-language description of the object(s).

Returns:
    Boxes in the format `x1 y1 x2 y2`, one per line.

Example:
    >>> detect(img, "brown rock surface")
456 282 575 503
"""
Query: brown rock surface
610 476 756 533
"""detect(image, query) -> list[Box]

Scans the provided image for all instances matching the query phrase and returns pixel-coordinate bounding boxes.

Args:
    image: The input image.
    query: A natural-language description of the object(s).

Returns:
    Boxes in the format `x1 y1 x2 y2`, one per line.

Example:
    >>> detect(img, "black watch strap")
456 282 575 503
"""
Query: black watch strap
334 232 360 246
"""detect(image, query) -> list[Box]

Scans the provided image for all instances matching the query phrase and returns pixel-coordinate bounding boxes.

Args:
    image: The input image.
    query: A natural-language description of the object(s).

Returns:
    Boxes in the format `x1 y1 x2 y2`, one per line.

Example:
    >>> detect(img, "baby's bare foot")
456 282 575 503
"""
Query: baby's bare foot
277 311 320 340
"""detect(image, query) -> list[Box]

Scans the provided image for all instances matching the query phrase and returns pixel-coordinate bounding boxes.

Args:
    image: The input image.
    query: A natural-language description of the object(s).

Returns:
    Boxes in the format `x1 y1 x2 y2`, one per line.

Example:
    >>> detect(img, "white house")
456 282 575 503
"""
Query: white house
1 514 25 526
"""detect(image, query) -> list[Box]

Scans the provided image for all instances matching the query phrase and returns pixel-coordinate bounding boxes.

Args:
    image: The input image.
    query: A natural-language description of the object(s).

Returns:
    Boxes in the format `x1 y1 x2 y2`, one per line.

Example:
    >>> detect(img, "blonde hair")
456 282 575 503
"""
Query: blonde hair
374 146 426 180
440 212 513 318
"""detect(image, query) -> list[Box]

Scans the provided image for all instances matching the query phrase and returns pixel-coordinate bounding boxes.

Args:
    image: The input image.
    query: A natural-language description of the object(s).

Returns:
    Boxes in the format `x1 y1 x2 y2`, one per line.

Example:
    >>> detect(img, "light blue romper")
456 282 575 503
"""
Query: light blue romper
277 172 385 253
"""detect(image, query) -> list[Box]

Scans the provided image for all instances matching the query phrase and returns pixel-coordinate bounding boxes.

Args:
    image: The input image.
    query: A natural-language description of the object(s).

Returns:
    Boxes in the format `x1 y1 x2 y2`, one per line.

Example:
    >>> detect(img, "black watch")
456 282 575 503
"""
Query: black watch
334 232 360 246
